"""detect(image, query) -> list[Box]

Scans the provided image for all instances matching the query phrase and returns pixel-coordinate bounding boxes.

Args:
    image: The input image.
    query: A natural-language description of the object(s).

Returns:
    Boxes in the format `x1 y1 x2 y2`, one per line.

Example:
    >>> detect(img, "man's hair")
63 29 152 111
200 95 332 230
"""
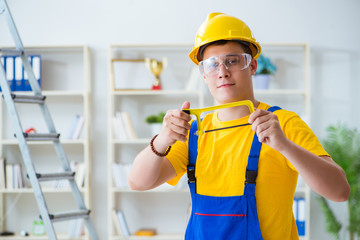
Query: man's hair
198 40 252 61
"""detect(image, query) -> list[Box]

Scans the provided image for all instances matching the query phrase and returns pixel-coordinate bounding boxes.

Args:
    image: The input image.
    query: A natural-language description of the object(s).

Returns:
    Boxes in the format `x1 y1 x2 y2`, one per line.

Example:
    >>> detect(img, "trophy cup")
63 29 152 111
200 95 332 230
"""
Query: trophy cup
145 58 167 90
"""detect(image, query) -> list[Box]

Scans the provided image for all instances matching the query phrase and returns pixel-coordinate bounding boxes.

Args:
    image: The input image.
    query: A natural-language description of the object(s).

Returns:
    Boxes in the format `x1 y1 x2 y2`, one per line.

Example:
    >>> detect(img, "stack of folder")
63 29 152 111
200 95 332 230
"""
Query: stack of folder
0 55 41 91
293 198 305 236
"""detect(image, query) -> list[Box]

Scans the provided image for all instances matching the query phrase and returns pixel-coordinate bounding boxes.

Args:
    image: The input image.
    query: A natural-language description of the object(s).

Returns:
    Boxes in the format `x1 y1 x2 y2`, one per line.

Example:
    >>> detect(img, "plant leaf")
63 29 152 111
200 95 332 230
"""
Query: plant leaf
322 123 360 237
317 197 341 239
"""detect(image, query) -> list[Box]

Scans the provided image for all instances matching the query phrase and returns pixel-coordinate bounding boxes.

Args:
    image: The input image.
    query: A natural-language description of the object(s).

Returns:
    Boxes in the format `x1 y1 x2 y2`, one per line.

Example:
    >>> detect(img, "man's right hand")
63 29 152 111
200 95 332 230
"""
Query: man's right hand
156 101 192 147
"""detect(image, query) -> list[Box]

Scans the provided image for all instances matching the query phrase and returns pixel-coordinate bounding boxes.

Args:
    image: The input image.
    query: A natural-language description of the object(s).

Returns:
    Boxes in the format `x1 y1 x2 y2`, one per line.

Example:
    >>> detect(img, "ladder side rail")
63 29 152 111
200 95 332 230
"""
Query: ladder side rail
0 0 24 51
83 218 99 240
0 62 58 240
1 0 41 95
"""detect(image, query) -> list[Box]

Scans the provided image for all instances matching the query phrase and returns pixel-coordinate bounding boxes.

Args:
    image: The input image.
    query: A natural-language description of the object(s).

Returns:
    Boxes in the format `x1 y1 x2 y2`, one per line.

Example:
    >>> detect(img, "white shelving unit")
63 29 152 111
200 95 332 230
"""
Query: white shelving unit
255 43 311 240
0 45 92 239
255 43 310 120
108 44 204 240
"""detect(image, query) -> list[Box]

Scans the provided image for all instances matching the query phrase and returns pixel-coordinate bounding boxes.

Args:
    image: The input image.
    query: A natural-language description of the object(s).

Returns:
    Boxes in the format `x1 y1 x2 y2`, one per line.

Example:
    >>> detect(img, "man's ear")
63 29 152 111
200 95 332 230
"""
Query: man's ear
250 59 258 76
202 74 208 83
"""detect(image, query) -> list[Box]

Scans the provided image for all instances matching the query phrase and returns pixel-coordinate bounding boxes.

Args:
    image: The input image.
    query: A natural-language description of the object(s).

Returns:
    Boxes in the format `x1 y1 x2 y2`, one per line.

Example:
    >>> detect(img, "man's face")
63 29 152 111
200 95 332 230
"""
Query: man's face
201 41 257 104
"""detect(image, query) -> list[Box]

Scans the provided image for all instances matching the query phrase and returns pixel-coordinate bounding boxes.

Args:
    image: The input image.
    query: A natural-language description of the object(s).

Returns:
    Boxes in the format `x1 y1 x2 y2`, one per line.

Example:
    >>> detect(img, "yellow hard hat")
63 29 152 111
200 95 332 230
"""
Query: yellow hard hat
189 12 262 65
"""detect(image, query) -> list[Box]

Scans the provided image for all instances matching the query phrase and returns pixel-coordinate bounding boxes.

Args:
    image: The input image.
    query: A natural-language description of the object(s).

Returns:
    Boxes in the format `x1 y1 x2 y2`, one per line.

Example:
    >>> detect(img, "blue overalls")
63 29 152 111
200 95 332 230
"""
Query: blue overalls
185 106 281 240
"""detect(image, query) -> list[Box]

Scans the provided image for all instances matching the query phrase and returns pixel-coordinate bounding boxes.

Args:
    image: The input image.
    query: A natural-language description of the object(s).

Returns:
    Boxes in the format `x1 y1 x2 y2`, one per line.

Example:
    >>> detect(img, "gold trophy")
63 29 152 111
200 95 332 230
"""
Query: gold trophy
145 57 167 90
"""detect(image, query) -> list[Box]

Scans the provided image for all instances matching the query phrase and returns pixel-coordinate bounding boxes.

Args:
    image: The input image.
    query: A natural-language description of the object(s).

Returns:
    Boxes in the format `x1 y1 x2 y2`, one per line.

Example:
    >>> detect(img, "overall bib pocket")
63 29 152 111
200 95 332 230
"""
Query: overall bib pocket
187 194 249 239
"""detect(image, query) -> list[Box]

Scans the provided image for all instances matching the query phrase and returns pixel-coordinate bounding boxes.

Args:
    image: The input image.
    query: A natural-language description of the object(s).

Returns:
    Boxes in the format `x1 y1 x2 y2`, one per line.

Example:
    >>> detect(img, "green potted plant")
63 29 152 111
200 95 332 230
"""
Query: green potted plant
254 54 277 89
318 123 360 240
145 111 165 135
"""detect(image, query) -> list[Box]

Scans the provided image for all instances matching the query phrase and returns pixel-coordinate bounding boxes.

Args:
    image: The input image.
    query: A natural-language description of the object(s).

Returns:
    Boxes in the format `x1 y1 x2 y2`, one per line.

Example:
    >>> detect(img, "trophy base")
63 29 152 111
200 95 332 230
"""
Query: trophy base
152 84 162 90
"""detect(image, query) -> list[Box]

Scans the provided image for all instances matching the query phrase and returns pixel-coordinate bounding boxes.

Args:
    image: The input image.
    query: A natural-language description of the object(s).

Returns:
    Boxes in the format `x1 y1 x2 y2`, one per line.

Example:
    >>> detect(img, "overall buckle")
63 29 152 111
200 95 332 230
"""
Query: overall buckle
187 165 196 183
245 169 257 184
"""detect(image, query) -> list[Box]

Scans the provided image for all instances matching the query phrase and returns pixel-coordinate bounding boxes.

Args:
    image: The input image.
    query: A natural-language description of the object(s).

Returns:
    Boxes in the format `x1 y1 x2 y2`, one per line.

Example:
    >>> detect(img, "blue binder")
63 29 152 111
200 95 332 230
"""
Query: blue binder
0 56 16 91
14 56 22 91
23 55 41 91
294 198 305 236
1 55 41 92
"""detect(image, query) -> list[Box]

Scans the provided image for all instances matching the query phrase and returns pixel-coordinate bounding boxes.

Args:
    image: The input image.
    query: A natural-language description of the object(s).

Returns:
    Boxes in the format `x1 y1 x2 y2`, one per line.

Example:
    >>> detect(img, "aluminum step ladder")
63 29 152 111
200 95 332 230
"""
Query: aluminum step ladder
0 0 99 239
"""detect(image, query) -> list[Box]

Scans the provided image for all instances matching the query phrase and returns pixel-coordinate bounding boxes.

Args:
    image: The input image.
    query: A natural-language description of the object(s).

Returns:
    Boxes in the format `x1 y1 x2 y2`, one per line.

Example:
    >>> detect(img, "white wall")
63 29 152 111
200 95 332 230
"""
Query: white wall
1 0 359 239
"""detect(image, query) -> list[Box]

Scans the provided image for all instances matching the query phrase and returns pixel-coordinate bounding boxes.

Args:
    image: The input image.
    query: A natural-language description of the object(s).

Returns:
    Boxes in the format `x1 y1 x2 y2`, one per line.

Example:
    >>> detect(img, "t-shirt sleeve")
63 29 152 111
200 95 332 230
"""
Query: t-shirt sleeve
166 139 189 186
281 112 330 170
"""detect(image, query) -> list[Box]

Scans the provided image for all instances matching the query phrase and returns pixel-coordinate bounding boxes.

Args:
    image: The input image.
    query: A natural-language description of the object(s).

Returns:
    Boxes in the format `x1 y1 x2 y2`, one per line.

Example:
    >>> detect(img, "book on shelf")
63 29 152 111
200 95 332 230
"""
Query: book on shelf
15 56 22 91
13 164 23 189
112 114 127 141
135 228 157 236
50 161 85 189
5 164 12 189
186 66 201 91
5 163 23 189
112 209 122 235
75 162 86 188
68 219 84 238
113 112 136 140
66 114 85 139
0 57 3 91
0 158 6 189
5 56 14 91
51 166 68 188
112 163 131 188
121 112 137 139
113 209 130 237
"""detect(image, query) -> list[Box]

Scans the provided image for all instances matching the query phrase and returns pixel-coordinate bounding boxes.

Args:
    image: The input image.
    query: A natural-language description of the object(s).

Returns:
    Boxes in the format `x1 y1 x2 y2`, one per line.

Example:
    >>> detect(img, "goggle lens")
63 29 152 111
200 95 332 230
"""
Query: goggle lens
199 53 252 77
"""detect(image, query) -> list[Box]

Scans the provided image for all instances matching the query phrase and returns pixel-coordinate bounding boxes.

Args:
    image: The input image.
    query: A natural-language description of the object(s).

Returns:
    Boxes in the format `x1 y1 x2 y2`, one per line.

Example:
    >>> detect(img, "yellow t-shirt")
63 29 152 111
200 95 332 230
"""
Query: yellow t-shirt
166 102 329 240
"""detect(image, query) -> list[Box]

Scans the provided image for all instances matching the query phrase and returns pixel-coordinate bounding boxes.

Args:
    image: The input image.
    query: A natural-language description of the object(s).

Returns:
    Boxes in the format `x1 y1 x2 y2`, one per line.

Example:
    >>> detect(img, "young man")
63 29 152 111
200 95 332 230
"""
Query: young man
129 12 350 239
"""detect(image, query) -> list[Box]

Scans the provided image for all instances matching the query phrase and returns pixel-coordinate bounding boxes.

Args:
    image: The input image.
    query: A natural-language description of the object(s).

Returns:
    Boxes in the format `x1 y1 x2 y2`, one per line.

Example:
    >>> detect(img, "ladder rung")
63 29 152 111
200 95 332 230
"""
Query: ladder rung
0 48 23 56
35 171 75 182
47 209 91 222
11 93 46 104
22 133 60 141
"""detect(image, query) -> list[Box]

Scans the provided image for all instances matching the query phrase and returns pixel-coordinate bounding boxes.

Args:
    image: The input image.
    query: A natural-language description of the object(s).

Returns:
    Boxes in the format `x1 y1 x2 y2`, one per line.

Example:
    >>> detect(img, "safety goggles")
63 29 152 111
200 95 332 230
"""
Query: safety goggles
199 53 252 77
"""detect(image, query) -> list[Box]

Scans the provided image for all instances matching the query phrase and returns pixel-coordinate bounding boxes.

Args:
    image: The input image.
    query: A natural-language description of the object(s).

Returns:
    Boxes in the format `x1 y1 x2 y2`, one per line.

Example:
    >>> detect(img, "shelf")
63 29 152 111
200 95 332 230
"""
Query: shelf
112 234 184 240
0 188 87 193
17 45 88 50
1 139 86 145
0 233 87 240
254 89 306 95
112 139 150 144
10 90 87 96
112 90 201 96
115 234 184 240
112 187 188 193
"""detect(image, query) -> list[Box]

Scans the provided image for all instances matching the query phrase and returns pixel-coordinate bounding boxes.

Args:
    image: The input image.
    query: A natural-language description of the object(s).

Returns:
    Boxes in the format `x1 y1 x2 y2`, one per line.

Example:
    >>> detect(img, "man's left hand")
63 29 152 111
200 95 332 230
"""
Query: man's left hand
248 109 289 151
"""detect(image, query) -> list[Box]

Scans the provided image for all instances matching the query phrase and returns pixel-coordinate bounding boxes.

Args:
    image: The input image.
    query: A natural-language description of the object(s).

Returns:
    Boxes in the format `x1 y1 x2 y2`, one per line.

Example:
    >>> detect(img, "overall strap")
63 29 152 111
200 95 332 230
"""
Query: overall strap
244 106 281 195
187 121 199 184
